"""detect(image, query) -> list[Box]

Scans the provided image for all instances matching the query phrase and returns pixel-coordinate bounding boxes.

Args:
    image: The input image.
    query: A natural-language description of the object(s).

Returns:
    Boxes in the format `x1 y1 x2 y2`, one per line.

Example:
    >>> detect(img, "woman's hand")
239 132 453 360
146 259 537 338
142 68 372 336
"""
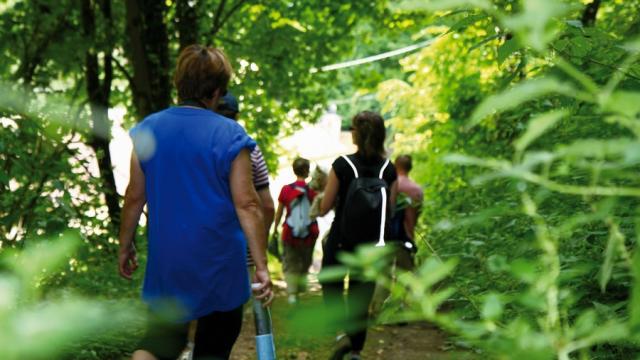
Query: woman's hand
252 268 274 306
118 243 138 280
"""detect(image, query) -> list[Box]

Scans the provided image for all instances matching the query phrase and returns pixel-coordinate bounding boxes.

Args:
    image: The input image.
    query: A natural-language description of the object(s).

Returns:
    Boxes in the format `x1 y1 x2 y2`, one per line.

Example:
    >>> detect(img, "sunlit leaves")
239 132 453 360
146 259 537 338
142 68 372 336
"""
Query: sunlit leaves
503 0 574 51
391 0 492 12
470 78 576 126
379 1 640 359
497 38 521 65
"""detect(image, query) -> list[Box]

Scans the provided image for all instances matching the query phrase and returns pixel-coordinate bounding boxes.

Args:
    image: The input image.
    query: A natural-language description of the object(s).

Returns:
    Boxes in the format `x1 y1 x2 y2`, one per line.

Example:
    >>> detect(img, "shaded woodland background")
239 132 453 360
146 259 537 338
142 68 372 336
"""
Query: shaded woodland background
2 0 640 359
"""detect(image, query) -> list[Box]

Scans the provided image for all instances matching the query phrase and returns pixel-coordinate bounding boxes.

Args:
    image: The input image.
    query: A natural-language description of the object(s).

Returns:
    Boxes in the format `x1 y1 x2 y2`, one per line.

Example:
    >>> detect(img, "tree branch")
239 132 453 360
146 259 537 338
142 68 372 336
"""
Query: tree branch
212 0 227 33
101 0 114 101
211 0 247 37
581 0 601 27
215 0 249 36
112 56 134 85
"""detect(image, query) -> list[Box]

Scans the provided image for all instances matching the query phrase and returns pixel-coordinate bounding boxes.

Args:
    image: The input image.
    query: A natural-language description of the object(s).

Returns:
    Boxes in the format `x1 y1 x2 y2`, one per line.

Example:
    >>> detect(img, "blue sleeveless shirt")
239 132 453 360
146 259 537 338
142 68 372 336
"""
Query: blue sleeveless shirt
131 106 256 321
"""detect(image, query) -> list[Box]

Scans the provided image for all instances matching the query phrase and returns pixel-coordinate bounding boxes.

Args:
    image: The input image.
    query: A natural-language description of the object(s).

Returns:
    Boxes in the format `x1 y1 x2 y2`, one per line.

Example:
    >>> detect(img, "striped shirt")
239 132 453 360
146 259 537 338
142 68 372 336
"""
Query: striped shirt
247 145 270 267
251 146 270 190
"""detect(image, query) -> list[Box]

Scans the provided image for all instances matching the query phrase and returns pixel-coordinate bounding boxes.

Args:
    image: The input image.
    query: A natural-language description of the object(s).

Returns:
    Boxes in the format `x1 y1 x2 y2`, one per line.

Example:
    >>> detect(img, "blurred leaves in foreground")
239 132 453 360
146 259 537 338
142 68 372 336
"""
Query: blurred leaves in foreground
0 233 139 360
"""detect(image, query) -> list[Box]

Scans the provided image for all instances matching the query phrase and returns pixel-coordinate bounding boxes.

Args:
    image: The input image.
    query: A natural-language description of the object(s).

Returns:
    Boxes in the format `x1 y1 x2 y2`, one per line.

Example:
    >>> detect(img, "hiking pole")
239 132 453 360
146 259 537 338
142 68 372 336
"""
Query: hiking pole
251 282 276 360
177 320 197 360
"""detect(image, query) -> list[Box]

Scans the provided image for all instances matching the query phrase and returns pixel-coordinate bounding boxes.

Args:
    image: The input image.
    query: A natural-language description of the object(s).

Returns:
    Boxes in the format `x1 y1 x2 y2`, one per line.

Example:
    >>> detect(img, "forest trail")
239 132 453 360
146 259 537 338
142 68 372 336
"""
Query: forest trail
229 282 467 360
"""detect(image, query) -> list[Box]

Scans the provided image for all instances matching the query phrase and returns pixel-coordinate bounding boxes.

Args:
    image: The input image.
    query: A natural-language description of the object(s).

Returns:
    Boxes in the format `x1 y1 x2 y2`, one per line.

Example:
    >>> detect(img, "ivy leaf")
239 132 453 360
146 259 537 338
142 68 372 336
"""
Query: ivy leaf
622 37 640 53
599 224 625 293
514 110 567 153
565 19 583 29
510 259 538 284
497 38 521 65
503 0 573 51
601 91 640 118
481 292 503 320
568 36 592 58
445 13 488 35
468 33 502 52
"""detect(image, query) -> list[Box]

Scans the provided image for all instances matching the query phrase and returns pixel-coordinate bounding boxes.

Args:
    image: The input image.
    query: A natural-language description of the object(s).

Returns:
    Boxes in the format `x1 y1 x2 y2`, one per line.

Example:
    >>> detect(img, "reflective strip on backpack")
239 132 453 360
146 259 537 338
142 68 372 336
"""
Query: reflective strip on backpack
341 155 359 178
377 159 390 246
378 159 390 179
376 186 387 247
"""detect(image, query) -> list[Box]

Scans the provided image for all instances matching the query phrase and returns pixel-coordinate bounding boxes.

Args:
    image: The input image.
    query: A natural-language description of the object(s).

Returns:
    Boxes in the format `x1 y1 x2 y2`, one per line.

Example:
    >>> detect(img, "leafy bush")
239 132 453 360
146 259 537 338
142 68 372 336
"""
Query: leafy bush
373 0 640 358
0 233 140 360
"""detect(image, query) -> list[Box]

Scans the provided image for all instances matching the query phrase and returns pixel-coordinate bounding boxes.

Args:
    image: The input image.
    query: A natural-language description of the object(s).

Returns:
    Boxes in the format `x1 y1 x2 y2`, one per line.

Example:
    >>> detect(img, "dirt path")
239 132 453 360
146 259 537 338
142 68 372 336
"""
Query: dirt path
229 281 466 360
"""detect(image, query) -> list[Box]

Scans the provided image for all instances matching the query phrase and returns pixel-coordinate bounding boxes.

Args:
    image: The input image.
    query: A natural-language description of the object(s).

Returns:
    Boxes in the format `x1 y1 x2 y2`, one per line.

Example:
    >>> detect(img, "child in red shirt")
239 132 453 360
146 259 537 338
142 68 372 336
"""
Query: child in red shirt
272 157 319 304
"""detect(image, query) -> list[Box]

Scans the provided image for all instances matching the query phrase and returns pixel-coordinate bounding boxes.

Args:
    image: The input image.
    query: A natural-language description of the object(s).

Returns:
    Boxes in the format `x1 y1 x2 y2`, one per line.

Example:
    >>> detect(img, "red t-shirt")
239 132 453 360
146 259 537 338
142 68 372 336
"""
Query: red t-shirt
278 180 319 246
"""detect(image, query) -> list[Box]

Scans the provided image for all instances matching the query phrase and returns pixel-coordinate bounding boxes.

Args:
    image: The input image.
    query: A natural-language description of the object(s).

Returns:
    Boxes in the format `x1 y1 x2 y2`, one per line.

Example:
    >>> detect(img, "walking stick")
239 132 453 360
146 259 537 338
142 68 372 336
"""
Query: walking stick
177 320 197 360
251 281 276 360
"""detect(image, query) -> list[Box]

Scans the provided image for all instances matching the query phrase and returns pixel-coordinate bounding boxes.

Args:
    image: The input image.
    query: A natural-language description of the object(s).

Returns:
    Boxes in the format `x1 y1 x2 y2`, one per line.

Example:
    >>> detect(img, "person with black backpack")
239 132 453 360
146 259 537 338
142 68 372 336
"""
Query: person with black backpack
318 111 398 360
272 157 320 304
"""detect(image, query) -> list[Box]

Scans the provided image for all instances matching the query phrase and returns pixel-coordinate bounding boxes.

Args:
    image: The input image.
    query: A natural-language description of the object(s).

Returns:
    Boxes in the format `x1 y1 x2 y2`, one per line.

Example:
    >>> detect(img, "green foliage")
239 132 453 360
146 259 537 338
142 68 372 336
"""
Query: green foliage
3 0 640 358
376 0 640 358
0 234 139 360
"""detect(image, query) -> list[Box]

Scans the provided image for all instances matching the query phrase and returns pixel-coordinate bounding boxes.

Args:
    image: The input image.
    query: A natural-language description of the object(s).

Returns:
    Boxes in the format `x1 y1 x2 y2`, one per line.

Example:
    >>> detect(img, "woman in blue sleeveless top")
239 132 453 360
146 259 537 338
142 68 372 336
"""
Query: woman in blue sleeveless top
118 45 273 360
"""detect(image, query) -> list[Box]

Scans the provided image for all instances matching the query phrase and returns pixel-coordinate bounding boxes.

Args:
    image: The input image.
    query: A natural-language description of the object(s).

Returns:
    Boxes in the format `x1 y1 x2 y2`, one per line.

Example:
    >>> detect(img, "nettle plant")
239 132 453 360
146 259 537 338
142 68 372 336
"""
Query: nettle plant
357 0 640 359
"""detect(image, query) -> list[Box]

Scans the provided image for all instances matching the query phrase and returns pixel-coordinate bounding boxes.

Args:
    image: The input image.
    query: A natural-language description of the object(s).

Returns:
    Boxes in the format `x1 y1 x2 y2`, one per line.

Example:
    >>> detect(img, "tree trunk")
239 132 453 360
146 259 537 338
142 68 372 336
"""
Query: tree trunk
82 0 121 230
124 0 171 119
176 0 199 50
582 0 601 27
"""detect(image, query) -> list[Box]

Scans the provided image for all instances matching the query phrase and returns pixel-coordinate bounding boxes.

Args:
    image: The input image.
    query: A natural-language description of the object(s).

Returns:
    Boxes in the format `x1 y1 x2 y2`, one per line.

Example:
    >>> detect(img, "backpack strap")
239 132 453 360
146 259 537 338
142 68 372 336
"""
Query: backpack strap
289 183 308 199
376 159 390 247
378 159 390 179
341 155 359 178
376 186 387 247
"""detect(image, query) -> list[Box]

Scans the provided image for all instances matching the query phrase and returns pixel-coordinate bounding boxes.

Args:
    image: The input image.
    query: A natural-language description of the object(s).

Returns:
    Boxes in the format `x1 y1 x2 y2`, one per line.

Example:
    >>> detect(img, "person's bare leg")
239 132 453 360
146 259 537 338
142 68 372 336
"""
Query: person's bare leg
132 349 158 360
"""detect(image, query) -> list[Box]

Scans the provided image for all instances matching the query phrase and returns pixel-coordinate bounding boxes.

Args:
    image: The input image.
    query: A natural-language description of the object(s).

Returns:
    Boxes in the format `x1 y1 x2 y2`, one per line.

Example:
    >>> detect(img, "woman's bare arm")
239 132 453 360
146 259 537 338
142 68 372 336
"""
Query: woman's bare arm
118 152 146 280
319 169 339 216
230 149 272 305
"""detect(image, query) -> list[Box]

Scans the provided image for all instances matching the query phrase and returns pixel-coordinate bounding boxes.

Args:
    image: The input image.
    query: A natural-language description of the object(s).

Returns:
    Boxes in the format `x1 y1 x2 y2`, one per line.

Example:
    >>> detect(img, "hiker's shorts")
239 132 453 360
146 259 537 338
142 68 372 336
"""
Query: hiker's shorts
137 305 243 360
282 243 314 275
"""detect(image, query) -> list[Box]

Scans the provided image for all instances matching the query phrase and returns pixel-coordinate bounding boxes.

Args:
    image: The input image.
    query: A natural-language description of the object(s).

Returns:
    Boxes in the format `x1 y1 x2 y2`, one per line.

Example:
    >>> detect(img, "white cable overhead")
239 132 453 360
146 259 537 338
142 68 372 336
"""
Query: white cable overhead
316 39 437 72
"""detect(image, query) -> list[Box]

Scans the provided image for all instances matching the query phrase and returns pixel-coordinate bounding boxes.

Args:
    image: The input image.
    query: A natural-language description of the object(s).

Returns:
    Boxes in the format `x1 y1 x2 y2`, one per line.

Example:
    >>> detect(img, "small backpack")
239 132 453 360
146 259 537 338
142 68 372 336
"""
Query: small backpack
285 184 312 238
339 155 391 247
388 194 417 253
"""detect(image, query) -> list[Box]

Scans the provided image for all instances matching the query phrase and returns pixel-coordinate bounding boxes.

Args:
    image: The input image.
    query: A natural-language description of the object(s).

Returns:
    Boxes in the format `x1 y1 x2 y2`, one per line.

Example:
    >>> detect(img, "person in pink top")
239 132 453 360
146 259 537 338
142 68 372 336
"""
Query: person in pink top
387 154 424 270
395 155 423 241
371 154 424 318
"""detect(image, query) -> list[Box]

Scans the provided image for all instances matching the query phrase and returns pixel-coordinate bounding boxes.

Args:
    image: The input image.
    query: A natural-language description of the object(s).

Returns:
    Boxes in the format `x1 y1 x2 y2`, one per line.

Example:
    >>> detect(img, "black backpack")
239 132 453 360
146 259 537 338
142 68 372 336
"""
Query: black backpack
339 155 391 247
388 203 418 253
